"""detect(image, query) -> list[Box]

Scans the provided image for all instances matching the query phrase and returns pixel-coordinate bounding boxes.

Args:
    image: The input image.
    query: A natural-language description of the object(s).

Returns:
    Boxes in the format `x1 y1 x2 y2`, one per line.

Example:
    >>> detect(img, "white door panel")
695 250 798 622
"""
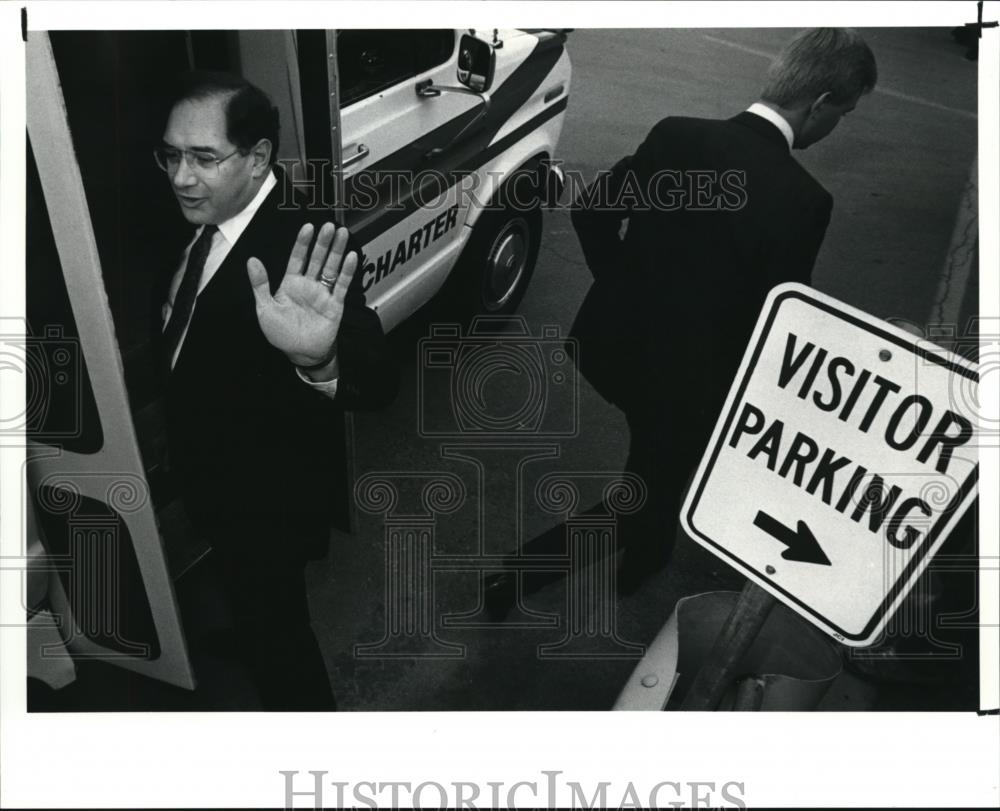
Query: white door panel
360 184 468 317
338 30 571 327
26 33 194 690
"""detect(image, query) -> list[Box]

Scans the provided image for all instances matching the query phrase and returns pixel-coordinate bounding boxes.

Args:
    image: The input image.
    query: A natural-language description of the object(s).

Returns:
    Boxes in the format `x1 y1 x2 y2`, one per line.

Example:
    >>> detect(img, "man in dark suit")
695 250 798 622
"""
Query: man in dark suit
485 29 877 614
154 72 395 709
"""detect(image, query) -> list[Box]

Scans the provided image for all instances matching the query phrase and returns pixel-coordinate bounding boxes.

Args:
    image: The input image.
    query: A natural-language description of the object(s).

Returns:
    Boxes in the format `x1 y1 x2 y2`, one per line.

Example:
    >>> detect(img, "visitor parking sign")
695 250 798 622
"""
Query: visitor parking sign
681 283 980 646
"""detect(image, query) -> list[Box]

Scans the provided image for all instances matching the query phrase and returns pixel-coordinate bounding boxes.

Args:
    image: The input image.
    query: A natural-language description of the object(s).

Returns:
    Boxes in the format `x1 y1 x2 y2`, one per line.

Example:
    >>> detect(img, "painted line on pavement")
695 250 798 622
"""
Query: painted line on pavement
930 155 979 326
702 34 977 120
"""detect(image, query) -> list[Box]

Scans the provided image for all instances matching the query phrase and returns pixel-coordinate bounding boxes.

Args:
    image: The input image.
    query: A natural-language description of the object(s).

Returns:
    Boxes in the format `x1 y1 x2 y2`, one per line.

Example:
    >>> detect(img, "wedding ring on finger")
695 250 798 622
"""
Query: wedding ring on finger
319 274 337 290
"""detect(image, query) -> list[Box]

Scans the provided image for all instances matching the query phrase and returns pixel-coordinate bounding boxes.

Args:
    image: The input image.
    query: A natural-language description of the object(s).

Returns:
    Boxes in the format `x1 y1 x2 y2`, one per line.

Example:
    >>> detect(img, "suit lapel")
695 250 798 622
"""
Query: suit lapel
169 182 285 374
154 229 196 319
198 180 285 303
151 228 196 373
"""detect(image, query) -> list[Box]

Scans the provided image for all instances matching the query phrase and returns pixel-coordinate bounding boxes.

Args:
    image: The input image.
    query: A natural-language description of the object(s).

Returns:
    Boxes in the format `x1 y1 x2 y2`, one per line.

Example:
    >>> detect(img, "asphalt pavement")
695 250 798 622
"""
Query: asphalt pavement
309 28 979 711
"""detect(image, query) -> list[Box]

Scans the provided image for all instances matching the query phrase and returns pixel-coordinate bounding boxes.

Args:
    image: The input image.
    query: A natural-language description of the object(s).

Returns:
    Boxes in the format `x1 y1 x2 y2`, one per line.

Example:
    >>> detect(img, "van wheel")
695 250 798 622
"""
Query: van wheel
450 205 542 317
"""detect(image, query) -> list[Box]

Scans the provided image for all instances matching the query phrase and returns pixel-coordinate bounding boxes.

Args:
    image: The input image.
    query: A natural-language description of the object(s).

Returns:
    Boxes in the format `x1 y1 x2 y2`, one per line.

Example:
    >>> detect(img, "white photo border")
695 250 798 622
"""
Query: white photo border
2 2 998 808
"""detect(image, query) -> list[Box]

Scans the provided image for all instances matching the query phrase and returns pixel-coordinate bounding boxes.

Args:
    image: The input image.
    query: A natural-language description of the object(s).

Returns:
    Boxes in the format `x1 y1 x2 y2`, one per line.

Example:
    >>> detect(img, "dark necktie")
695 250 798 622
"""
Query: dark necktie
162 224 217 371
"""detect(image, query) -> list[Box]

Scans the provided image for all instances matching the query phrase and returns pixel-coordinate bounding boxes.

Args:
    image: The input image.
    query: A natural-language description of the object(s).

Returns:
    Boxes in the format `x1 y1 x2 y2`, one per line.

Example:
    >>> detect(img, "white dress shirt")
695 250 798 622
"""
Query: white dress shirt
746 103 795 150
163 169 339 397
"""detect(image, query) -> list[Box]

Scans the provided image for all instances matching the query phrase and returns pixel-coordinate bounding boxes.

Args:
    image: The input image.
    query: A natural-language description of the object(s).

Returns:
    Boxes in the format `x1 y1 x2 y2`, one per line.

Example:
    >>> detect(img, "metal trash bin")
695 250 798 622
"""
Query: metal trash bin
614 590 842 710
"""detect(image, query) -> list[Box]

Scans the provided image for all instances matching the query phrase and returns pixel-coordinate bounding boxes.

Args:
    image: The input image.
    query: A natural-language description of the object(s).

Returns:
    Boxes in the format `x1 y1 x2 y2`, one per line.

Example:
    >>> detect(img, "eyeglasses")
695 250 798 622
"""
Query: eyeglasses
153 146 242 177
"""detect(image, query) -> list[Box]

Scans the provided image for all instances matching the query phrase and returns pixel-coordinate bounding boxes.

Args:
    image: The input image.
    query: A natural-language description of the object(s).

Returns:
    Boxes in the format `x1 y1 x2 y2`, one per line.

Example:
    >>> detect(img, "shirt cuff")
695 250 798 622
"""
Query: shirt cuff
295 367 340 399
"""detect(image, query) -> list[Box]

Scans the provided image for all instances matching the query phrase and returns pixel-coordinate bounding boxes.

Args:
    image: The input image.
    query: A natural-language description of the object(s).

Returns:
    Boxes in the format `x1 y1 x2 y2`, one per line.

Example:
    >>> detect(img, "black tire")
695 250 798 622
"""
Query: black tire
444 202 542 318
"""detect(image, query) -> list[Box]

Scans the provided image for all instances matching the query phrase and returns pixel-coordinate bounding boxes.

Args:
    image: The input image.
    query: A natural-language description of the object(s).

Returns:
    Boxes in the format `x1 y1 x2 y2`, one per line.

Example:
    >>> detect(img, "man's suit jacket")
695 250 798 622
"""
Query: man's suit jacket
154 172 397 563
571 111 833 437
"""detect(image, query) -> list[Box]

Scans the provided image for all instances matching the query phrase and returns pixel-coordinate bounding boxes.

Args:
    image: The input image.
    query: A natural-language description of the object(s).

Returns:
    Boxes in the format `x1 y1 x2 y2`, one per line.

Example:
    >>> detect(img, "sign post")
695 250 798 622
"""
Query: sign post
680 581 776 710
681 283 980 664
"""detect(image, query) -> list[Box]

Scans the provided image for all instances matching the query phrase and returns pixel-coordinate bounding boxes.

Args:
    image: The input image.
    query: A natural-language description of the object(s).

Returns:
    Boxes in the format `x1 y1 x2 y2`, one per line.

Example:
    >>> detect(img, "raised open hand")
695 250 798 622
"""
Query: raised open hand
247 223 357 370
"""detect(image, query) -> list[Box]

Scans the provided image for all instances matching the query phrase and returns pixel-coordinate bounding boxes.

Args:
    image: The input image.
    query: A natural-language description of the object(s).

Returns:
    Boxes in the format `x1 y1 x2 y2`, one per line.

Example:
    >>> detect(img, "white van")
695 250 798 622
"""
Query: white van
22 28 571 695
249 28 571 327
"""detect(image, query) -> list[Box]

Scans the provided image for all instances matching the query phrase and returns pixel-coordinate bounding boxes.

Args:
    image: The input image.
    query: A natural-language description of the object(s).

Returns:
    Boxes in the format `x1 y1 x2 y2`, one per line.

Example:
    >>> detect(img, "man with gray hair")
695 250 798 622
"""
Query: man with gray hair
484 29 878 614
758 27 877 147
585 27 877 590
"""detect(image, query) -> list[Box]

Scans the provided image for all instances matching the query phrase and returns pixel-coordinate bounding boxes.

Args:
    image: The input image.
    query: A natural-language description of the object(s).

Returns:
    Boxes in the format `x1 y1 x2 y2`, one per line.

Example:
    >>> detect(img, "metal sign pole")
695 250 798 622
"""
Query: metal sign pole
680 580 776 710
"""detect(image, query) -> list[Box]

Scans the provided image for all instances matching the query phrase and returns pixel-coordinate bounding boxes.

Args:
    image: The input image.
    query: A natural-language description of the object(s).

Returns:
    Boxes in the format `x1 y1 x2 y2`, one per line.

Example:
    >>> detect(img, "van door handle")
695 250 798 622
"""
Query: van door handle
343 143 370 168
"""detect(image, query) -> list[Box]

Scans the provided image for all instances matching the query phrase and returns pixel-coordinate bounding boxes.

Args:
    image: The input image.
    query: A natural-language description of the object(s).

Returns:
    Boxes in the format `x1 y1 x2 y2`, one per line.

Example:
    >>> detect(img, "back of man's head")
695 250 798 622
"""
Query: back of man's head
165 71 281 164
761 28 877 108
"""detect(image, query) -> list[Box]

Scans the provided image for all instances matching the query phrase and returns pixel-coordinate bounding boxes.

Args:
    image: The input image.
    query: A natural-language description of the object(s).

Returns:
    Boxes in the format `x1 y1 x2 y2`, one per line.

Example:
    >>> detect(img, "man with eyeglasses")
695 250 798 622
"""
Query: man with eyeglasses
154 71 396 710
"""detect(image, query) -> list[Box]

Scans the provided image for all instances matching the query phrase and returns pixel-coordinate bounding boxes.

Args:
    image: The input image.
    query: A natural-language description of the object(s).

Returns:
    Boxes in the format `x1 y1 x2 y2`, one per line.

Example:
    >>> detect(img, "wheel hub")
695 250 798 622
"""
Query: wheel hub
484 218 528 310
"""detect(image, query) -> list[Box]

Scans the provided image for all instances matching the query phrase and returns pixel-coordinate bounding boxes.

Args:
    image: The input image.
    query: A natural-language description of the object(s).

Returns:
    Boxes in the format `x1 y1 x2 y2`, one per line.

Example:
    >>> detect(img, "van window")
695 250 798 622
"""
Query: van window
338 29 454 107
25 141 104 454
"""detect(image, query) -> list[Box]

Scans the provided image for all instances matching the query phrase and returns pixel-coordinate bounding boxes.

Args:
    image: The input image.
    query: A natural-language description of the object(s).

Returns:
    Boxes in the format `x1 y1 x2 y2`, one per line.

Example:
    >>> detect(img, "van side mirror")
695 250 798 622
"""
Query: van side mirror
457 34 495 93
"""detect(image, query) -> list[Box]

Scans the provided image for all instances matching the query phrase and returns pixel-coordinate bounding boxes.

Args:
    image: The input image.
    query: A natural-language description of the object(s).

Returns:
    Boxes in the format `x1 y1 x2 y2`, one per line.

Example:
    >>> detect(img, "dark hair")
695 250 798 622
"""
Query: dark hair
165 71 280 165
761 28 877 107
